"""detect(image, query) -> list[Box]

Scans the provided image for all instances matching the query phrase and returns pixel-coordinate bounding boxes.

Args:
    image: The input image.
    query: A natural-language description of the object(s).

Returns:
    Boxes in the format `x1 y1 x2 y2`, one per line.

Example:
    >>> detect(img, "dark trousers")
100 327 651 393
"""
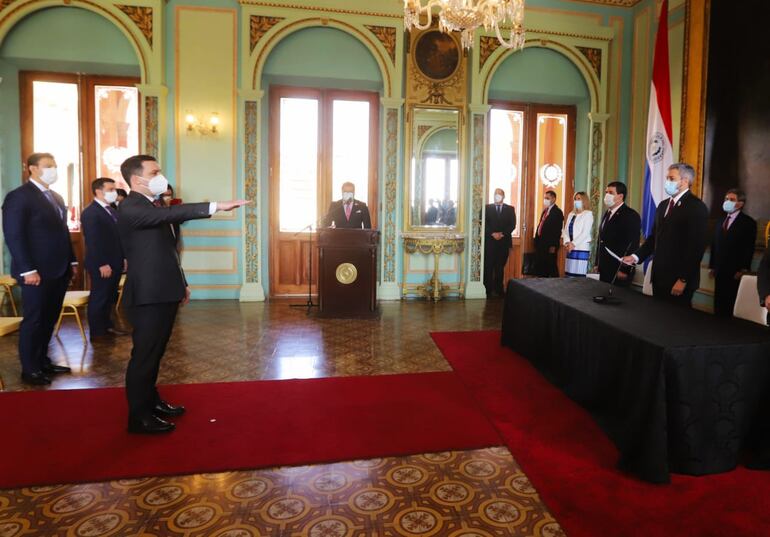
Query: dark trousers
18 274 69 374
534 246 559 277
484 242 510 295
125 301 179 420
713 273 740 317
87 269 121 335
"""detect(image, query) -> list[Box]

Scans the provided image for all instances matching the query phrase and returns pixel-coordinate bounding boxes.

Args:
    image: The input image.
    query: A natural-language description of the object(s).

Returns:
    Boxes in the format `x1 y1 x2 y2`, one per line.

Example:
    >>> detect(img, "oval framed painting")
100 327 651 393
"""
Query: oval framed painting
414 30 460 81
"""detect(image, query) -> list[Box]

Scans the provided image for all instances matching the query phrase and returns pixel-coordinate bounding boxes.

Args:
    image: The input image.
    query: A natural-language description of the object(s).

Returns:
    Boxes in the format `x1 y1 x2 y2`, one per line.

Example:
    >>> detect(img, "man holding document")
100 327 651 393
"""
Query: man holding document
596 181 641 285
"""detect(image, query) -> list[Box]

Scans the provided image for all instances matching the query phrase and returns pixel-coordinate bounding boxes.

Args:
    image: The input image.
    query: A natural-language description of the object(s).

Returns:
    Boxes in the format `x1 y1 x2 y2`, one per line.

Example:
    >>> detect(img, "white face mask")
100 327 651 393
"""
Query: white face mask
103 191 118 204
543 198 552 209
342 192 354 202
574 199 583 211
604 193 616 207
40 167 58 185
494 194 504 203
147 174 169 197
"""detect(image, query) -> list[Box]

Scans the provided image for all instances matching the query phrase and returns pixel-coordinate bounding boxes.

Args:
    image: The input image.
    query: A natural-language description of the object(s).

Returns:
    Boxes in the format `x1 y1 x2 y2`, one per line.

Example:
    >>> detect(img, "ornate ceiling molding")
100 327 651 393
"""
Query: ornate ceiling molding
565 0 642 6
250 15 284 53
364 24 397 63
116 5 153 47
479 35 502 70
576 46 602 78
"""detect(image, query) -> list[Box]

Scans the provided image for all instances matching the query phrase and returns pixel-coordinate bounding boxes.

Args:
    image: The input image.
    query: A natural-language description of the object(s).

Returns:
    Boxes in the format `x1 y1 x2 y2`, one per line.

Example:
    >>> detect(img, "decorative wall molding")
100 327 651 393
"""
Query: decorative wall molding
566 0 642 6
576 45 602 79
116 4 153 47
365 24 397 63
250 14 284 53
470 113 485 282
383 106 399 282
144 95 159 157
244 100 260 283
0 1 14 11
479 35 502 70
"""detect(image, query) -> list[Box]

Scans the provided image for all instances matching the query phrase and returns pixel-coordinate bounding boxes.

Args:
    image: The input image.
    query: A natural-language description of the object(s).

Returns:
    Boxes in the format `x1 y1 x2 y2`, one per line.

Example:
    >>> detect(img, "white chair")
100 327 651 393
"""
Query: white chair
642 260 653 296
733 275 767 326
586 273 600 281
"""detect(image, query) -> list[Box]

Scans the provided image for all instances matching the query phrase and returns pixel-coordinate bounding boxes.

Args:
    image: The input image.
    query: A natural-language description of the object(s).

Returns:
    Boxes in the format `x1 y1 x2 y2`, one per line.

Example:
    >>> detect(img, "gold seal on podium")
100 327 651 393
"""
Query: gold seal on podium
335 263 358 285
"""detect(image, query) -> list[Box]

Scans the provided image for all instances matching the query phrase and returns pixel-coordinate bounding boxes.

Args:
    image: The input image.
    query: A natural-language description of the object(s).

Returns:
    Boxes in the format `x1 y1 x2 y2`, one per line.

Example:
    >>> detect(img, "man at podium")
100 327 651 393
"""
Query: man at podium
321 182 371 229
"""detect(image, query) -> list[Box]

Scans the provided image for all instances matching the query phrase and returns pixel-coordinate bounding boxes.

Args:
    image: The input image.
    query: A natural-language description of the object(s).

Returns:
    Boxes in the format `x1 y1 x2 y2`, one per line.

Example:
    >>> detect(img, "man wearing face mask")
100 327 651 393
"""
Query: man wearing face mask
1 153 77 385
596 181 641 285
321 182 372 229
484 189 516 297
622 163 708 306
118 154 249 434
533 191 564 277
708 188 757 316
81 178 127 340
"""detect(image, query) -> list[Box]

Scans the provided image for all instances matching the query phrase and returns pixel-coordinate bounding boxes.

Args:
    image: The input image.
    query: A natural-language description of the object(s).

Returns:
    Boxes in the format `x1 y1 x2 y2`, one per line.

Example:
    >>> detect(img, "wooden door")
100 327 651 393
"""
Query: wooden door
268 86 379 297
488 102 576 281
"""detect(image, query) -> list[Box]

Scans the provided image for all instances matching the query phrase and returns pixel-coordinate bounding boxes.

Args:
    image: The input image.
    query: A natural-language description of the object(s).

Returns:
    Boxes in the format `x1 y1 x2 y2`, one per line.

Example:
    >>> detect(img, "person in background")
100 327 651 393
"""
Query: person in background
425 199 439 225
709 188 757 316
596 181 641 285
533 190 564 277
118 154 248 434
161 184 182 207
115 189 128 207
484 188 516 297
81 178 127 341
622 163 708 307
1 152 76 385
562 192 594 277
321 182 372 229
443 199 457 226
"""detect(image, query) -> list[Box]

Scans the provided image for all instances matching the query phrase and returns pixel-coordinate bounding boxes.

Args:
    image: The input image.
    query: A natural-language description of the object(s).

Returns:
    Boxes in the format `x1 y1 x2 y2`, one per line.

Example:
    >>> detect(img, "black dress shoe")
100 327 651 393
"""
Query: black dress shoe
106 327 130 336
127 415 176 434
21 372 52 385
154 400 186 418
43 363 71 374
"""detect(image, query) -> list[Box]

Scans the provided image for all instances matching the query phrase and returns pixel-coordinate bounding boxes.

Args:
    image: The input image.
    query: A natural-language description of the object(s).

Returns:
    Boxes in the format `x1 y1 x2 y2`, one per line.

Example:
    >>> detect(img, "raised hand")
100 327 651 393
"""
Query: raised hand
215 200 251 212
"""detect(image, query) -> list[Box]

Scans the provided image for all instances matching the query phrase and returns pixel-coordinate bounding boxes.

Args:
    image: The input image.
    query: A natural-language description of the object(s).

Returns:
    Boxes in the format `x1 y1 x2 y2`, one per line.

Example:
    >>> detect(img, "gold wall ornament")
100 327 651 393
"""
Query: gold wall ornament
576 46 602 79
469 113 485 282
335 263 358 285
0 1 14 12
116 5 153 47
383 107 399 282
364 24 397 63
250 15 284 53
244 101 259 283
144 95 159 157
406 28 467 107
479 35 502 70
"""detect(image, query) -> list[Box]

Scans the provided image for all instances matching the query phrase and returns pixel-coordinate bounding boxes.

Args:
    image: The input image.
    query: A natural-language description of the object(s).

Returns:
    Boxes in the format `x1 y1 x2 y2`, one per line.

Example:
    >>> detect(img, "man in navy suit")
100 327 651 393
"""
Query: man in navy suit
321 182 372 229
1 153 76 385
81 178 127 340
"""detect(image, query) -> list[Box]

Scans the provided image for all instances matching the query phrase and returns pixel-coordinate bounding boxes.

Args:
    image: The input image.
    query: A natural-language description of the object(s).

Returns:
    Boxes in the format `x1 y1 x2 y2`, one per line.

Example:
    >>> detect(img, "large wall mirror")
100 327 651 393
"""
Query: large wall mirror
406 107 463 230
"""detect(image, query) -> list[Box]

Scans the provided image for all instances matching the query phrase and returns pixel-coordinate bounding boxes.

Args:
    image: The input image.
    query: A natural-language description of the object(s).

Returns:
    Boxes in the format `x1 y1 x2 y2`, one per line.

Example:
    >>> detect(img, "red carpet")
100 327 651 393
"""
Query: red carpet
432 330 770 537
0 372 500 489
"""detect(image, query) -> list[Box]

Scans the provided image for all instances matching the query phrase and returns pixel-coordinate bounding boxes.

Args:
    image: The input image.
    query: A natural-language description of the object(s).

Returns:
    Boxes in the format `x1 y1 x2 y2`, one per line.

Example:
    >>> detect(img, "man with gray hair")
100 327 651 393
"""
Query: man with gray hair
622 163 708 307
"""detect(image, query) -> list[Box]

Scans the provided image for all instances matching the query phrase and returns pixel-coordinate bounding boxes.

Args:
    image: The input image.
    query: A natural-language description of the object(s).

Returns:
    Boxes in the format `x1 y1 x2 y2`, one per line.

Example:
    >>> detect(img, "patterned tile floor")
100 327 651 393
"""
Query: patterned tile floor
0 300 565 536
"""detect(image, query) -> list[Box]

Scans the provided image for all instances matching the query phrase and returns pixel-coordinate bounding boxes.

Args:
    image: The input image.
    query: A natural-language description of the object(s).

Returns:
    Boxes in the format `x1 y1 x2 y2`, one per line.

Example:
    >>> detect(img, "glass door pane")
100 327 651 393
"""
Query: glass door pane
331 99 369 204
279 97 319 232
32 81 81 230
94 85 139 190
489 108 524 237
533 113 568 233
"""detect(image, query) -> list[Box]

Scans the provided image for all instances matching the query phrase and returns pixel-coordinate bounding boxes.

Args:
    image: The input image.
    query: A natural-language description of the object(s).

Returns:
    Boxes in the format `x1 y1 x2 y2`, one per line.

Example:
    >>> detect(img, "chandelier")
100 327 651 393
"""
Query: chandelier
404 0 526 50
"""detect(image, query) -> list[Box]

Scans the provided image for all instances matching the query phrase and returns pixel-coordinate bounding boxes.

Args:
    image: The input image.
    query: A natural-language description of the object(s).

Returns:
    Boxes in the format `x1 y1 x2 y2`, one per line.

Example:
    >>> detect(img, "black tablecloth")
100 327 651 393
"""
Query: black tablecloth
502 278 770 483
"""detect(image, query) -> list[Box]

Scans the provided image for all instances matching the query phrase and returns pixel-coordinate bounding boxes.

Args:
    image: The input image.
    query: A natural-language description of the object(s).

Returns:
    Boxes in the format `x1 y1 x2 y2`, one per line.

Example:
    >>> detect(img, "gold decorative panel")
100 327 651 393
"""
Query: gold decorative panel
479 35 502 70
144 95 158 157
244 101 259 283
250 15 284 53
0 0 14 11
365 24 397 63
576 46 603 78
116 5 153 47
406 27 467 107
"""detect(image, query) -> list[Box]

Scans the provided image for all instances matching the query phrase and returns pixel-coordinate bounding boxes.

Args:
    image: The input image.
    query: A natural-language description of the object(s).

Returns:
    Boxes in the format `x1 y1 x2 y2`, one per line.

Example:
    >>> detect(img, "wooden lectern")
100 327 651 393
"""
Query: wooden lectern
317 228 380 318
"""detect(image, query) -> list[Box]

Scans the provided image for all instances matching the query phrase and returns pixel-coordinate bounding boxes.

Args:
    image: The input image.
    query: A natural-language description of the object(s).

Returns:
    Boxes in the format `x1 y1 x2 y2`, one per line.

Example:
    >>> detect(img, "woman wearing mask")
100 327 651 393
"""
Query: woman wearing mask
562 192 594 277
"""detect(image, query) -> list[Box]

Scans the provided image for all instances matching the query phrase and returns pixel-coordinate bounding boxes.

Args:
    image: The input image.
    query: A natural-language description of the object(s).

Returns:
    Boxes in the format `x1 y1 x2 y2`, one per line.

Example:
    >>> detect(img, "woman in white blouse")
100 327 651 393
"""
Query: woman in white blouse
561 191 594 277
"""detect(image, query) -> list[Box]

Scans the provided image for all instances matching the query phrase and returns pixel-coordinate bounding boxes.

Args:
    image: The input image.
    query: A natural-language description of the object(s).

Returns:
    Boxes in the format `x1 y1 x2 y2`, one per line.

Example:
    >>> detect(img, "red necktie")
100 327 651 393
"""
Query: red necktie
664 198 675 218
537 208 549 236
344 203 352 221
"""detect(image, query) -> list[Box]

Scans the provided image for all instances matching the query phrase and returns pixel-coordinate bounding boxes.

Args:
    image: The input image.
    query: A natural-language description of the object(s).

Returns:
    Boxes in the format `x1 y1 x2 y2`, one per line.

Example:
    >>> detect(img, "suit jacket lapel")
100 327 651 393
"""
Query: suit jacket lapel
26 181 64 225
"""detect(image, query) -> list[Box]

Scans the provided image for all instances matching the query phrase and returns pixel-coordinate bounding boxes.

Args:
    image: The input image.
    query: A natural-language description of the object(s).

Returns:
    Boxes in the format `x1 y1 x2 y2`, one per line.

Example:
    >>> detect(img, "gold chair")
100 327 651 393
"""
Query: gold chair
116 274 126 313
55 291 90 343
0 316 23 391
0 275 18 316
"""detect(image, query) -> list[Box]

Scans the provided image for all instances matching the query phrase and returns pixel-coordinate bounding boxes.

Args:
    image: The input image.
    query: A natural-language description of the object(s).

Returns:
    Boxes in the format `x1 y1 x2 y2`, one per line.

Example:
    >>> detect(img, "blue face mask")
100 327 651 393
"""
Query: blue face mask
722 200 737 214
574 200 583 211
664 180 679 197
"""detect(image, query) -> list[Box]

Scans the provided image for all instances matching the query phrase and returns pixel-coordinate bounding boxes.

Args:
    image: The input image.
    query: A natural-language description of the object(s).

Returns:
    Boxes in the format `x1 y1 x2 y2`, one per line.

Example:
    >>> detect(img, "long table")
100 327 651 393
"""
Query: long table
502 277 770 483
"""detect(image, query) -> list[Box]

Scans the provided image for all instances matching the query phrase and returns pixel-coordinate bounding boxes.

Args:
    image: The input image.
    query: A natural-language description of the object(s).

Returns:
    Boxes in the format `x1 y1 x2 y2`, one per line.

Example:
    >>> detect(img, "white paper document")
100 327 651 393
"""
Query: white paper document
604 246 634 265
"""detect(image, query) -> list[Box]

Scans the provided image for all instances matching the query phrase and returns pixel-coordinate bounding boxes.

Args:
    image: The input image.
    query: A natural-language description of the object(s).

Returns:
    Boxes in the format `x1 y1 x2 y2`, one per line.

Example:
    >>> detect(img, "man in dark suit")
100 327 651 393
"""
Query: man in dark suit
118 155 248 434
81 178 127 340
1 153 75 385
709 188 757 316
533 190 564 277
322 182 371 229
484 188 516 297
623 163 708 307
757 248 770 320
596 181 641 286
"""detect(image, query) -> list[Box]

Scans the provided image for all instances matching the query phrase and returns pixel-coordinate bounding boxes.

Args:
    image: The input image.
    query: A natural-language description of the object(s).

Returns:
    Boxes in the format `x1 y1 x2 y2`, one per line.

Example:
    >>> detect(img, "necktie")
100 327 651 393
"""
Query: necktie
43 189 63 220
537 208 549 237
345 203 352 221
723 215 731 232
153 199 162 207
601 210 611 230
105 205 118 223
496 205 501 216
664 198 675 218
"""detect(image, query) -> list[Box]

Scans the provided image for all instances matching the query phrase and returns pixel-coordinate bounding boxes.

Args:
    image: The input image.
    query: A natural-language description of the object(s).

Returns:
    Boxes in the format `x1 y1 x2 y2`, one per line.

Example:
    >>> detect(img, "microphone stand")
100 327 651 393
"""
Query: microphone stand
289 220 323 313
594 242 633 304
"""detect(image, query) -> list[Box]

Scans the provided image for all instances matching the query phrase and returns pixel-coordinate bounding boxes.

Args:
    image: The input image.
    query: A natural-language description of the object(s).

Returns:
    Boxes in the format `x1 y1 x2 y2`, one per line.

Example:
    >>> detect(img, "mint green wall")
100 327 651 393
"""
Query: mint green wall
488 47 590 195
259 26 384 294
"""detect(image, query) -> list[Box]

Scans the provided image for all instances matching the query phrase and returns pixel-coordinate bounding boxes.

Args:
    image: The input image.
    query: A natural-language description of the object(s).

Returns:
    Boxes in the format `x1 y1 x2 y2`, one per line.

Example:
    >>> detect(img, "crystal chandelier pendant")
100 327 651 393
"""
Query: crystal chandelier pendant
404 0 526 51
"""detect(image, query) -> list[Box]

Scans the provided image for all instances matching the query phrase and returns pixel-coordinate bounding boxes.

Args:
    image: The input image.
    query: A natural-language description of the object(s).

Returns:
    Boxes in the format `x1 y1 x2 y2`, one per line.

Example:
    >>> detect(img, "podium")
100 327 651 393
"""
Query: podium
317 228 380 318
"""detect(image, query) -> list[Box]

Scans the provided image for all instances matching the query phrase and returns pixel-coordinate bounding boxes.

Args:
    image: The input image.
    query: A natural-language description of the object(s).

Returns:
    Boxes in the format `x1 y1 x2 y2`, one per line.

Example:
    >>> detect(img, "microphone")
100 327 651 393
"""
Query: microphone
594 241 633 304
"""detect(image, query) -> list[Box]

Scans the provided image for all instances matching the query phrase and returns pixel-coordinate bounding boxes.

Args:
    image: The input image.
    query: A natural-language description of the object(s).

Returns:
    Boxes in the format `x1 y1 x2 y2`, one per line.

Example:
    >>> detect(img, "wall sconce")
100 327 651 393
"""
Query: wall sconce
184 111 220 136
